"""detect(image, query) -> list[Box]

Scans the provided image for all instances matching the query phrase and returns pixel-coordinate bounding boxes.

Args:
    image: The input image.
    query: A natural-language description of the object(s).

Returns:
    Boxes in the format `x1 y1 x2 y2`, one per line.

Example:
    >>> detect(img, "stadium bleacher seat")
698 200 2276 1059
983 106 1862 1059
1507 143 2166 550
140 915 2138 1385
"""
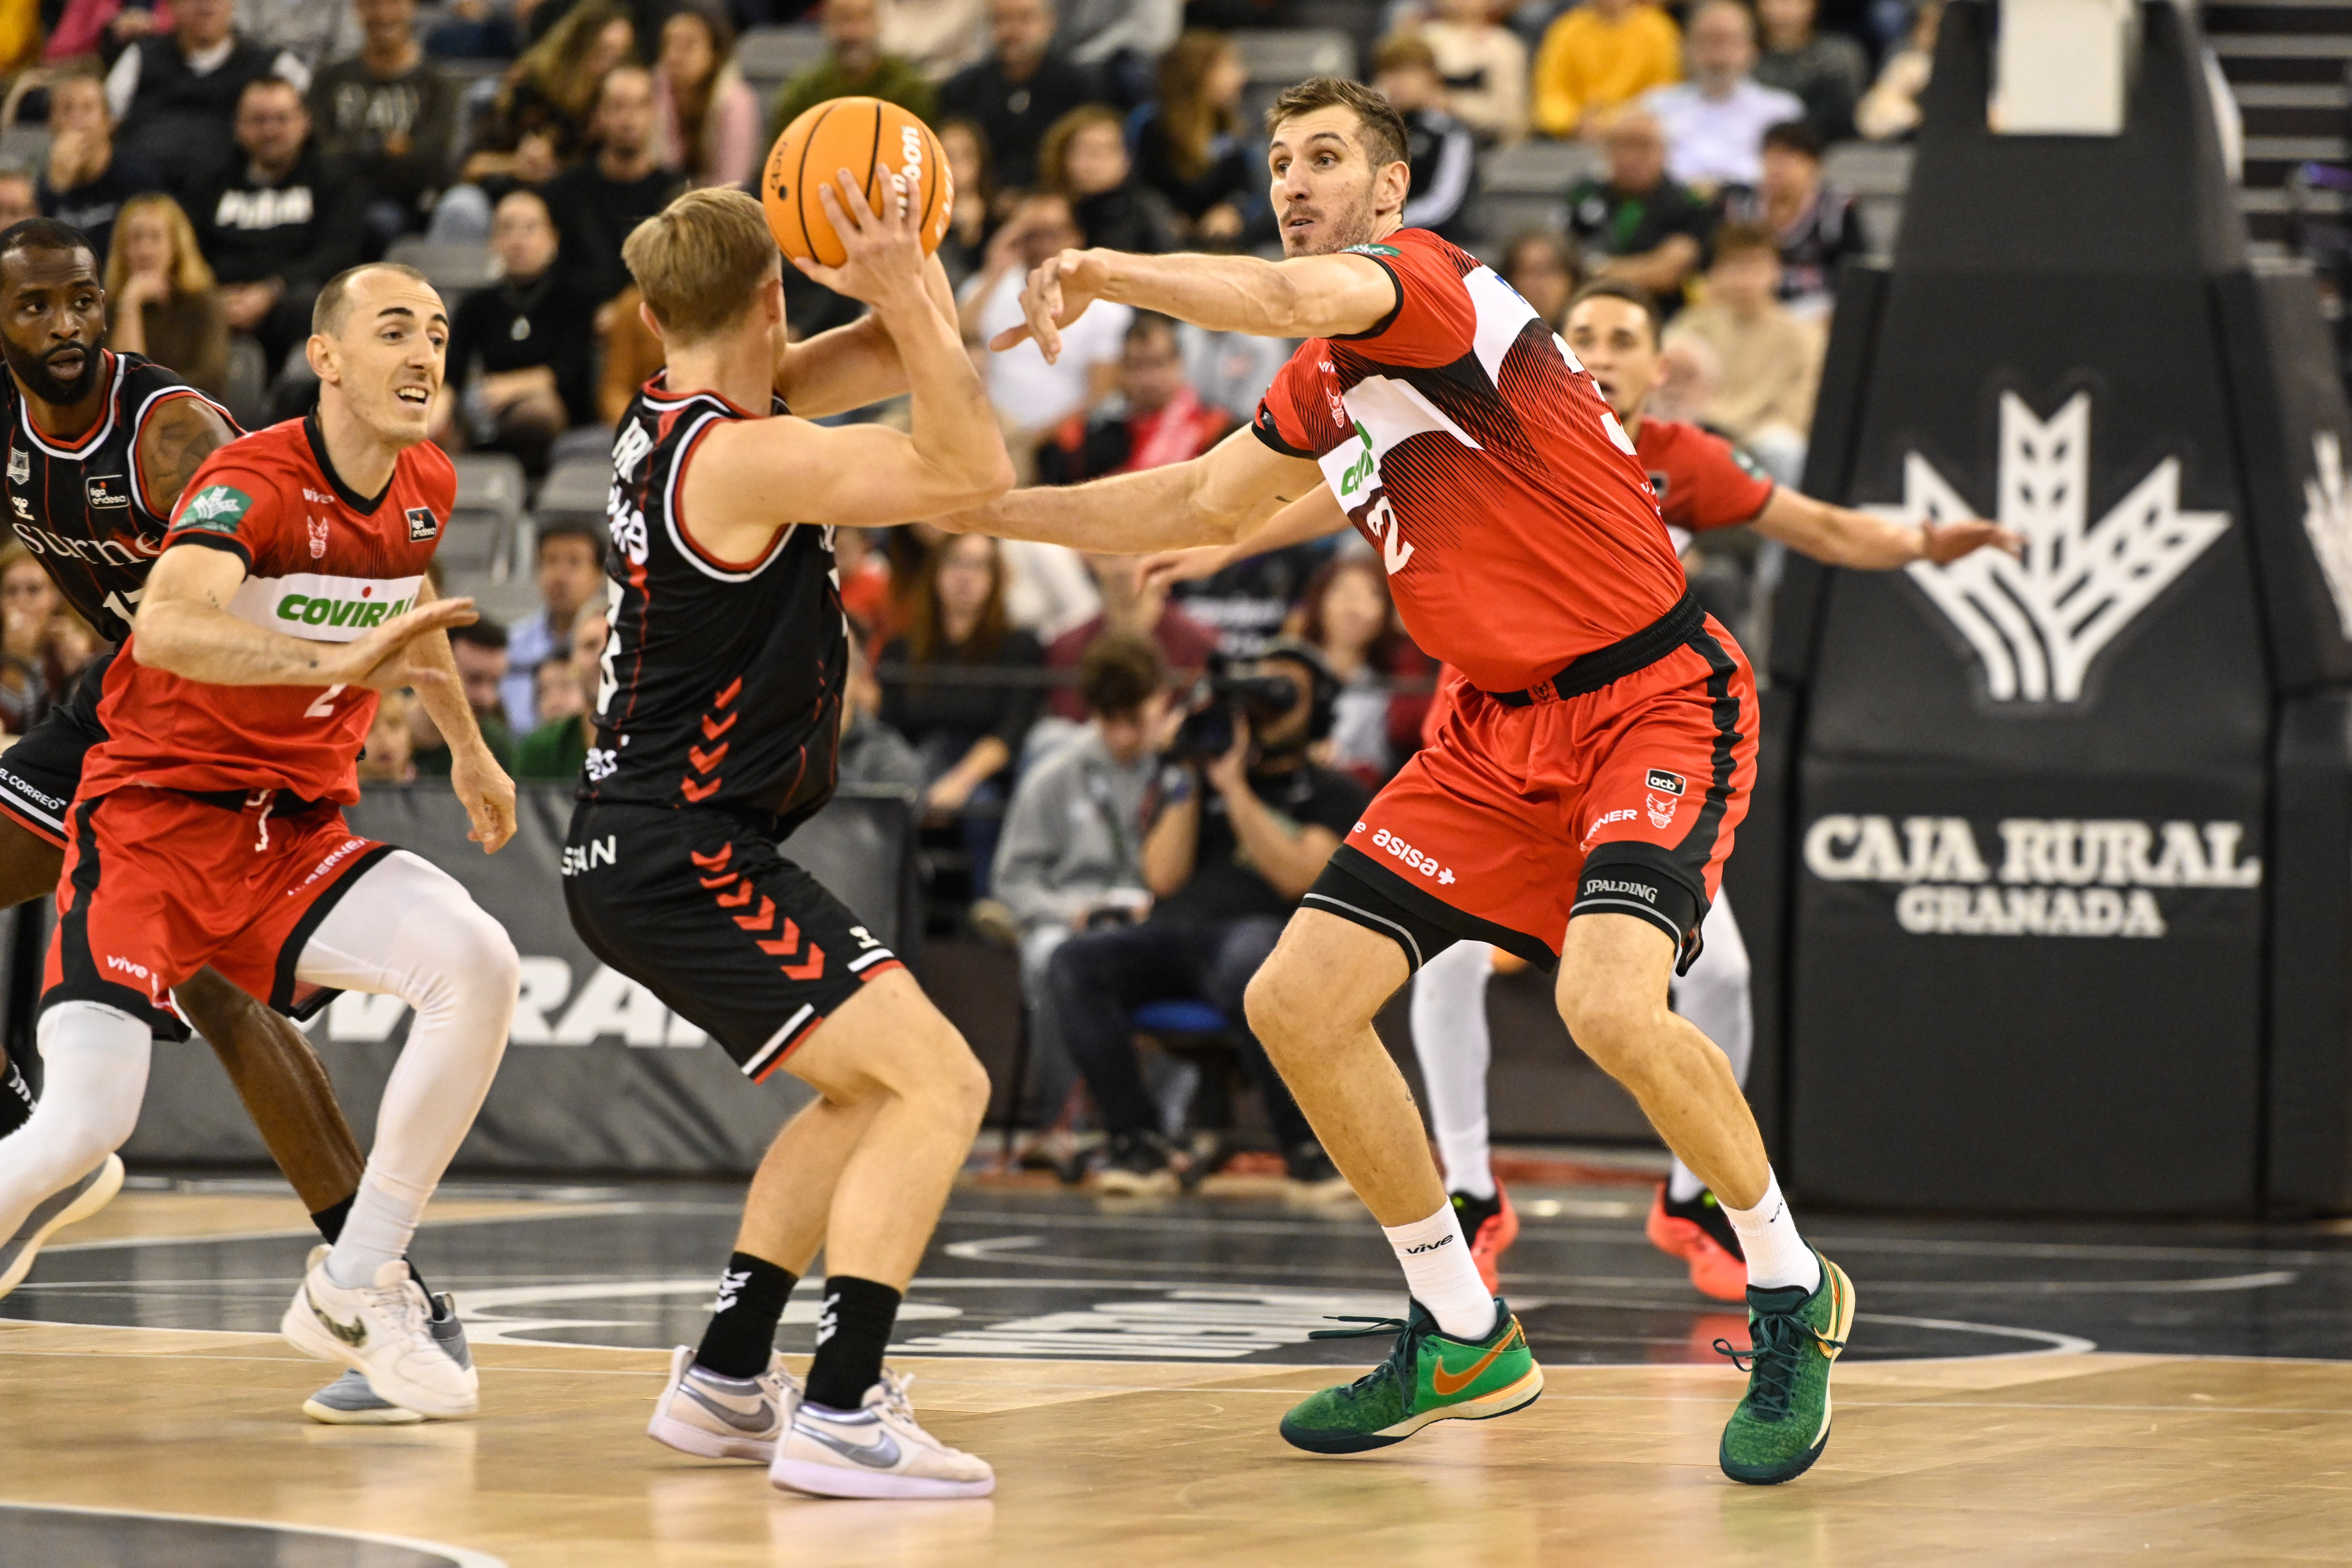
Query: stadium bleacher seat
737 25 828 104
1238 29 1359 125
1821 142 1913 262
533 453 612 517
385 237 500 308
442 452 527 581
1478 138 1604 241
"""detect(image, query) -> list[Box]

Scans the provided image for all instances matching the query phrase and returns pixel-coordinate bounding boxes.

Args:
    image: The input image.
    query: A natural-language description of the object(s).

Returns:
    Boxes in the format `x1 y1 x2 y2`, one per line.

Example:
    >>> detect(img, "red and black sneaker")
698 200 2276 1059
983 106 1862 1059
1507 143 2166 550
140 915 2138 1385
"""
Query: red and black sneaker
1644 1183 1747 1302
1450 1184 1519 1293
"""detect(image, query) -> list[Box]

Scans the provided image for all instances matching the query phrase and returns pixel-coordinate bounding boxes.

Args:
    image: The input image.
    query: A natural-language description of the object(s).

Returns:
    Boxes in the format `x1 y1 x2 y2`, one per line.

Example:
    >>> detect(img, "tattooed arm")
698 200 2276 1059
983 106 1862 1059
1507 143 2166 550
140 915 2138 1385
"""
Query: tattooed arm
134 395 238 518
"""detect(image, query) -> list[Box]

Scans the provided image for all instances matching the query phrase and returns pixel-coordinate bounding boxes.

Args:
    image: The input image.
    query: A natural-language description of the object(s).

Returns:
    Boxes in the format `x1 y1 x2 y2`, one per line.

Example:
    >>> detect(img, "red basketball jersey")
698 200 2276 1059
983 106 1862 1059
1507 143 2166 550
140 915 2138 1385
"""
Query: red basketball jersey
80 416 455 804
1252 227 1687 693
1634 415 1777 550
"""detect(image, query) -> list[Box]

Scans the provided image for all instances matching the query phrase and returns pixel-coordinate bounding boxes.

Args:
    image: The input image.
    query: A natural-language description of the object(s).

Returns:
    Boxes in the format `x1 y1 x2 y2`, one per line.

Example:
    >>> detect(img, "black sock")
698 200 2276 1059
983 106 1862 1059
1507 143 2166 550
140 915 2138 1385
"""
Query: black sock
0 1058 32 1139
804 1276 901 1411
310 1195 353 1243
693 1251 797 1379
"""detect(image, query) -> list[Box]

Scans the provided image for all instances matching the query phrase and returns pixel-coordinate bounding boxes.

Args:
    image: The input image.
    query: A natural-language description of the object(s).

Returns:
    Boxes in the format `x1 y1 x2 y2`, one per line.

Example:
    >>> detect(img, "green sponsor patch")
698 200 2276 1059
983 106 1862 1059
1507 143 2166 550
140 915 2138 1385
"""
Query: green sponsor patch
179 484 253 534
1343 243 1401 258
1729 445 1769 482
277 594 407 630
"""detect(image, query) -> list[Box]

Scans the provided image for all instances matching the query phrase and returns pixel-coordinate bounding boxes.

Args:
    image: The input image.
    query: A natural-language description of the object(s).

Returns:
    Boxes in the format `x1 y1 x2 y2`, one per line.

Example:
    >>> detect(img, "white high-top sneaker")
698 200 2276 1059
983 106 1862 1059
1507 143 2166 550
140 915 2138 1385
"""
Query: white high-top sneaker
770 1369 995 1500
280 1245 479 1419
647 1345 800 1462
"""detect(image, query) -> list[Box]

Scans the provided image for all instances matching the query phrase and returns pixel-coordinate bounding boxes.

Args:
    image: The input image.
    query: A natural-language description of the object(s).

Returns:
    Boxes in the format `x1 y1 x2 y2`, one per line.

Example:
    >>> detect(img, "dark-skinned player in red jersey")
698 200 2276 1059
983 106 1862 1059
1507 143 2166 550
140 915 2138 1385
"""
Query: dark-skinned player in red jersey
954 76 1848 1482
0 259 522 1422
0 220 465 1425
1141 275 2020 1305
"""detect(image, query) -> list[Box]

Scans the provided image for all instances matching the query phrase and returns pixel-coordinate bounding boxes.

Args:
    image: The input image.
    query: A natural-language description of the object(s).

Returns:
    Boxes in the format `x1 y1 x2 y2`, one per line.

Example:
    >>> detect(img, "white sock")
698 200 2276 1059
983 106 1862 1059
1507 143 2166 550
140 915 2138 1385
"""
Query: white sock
1666 1159 1706 1203
1383 1203 1496 1341
328 1163 435 1287
1409 941 1496 1200
0 1003 148 1237
1720 1170 1821 1294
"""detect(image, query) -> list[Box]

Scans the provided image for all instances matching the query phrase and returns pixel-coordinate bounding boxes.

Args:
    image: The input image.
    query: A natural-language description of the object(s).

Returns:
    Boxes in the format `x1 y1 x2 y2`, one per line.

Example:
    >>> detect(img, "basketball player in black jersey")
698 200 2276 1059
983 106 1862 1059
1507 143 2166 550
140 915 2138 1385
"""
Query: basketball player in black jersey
0 220 450 1423
567 181 1010 1499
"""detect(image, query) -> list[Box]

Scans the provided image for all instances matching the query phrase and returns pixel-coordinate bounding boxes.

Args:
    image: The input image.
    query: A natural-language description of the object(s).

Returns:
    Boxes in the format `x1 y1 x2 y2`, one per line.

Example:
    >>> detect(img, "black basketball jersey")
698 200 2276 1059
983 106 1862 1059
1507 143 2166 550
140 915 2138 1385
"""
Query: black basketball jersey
584 377 846 832
3 351 233 642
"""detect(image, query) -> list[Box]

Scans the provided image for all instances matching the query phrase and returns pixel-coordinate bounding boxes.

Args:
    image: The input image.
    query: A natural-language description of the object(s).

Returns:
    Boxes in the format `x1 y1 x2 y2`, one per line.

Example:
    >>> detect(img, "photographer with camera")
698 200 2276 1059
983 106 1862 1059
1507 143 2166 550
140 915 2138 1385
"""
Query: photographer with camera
1045 640 1371 1196
992 634 1177 1138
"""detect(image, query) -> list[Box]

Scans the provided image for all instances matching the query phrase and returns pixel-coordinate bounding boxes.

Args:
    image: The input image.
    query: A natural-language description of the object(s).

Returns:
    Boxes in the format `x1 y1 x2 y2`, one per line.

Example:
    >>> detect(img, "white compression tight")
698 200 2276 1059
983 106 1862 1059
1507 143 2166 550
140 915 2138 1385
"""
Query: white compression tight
1408 897 1753 1201
0 851 519 1265
297 850 520 1287
0 1001 151 1240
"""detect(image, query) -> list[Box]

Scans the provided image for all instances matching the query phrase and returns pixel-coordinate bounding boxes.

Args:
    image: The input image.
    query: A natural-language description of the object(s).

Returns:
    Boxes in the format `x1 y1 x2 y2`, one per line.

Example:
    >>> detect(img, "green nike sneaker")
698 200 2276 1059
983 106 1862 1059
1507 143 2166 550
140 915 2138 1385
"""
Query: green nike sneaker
1279 1297 1543 1455
1715 1249 1855 1485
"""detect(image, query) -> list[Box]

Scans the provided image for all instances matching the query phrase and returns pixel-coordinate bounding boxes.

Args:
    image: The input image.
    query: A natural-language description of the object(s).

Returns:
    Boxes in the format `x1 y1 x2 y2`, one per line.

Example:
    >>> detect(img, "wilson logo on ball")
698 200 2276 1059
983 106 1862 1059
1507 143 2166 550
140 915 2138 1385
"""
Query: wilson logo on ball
762 96 952 268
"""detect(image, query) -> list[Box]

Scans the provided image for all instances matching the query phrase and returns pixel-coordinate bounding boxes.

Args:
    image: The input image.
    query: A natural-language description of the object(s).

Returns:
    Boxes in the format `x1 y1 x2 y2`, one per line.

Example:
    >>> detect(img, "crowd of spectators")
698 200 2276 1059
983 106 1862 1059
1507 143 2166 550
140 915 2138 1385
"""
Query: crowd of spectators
0 0 1930 1189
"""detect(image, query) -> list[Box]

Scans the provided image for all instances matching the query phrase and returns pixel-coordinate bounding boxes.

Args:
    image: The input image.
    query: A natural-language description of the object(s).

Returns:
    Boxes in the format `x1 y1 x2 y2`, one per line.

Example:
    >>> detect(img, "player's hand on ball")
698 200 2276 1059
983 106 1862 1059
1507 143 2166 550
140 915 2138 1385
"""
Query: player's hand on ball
1922 519 2025 565
990 248 1109 364
794 166 922 307
449 746 519 855
333 596 479 691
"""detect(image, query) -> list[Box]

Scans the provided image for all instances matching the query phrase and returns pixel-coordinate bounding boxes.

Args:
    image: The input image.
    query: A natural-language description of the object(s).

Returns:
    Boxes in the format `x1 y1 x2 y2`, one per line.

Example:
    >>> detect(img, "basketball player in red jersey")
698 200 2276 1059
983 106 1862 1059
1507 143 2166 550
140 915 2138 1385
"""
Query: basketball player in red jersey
0 263 522 1419
959 76 1841 1482
0 216 398 1319
1143 276 2019 1303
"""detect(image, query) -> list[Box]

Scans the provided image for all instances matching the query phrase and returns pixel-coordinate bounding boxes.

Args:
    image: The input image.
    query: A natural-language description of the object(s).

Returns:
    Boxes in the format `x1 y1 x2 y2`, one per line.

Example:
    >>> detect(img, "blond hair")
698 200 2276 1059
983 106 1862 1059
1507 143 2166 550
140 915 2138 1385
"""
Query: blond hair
622 187 779 345
105 193 214 299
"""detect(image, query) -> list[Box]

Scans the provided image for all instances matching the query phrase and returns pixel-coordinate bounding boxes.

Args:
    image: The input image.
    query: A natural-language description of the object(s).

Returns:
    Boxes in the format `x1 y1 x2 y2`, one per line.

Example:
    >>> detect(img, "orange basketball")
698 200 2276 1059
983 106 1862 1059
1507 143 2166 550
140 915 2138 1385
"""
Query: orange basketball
762 96 953 268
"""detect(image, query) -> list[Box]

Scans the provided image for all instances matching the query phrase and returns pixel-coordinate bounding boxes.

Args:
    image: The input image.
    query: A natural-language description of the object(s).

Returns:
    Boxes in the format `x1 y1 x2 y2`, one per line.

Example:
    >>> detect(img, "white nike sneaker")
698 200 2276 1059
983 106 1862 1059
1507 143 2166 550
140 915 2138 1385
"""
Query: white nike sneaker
769 1370 995 1500
647 1345 799 1462
0 1153 124 1298
303 1293 472 1425
280 1245 479 1419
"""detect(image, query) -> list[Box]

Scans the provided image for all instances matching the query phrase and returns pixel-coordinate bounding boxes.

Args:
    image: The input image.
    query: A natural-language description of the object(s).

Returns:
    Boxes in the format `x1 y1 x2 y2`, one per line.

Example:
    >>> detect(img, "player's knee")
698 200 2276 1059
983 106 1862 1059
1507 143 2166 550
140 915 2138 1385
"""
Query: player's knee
408 898 521 1019
1556 976 1667 1083
1243 956 1319 1058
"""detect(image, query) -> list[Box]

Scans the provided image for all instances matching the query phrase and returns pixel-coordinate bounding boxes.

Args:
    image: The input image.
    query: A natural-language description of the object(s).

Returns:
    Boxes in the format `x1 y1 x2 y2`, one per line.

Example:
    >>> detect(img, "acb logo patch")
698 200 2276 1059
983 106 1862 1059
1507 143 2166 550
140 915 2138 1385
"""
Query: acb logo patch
405 507 440 542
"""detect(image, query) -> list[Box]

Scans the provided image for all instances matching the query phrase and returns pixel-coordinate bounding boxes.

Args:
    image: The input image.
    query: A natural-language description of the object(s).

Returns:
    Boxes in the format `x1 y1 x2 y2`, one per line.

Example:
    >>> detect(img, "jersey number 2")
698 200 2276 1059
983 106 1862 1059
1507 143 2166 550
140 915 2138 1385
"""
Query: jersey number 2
304 684 347 719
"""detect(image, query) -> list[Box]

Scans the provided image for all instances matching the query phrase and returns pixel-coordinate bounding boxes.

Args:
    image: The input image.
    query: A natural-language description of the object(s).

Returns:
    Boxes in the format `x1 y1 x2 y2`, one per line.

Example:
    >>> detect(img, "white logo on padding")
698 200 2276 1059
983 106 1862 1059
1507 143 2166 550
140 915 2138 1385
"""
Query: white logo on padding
2302 430 2352 641
1881 392 2230 704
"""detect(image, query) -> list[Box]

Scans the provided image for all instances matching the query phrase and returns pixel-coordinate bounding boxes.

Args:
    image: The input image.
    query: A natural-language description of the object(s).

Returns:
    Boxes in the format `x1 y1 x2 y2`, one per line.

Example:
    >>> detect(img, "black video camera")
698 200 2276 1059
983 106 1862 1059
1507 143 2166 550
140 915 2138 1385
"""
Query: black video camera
1167 651 1309 762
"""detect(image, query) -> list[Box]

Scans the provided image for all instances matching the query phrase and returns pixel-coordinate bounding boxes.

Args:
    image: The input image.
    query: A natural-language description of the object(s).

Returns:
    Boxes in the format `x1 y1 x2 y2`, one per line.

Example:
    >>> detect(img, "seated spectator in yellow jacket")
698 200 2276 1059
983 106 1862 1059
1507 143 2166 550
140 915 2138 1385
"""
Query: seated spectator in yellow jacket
1532 0 1681 139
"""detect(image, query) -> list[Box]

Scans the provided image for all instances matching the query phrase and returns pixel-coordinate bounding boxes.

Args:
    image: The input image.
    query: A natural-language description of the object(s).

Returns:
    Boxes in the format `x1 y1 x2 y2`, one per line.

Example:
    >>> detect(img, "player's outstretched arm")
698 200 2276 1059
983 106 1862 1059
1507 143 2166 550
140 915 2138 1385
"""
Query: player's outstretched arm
687 171 1011 548
134 543 477 690
406 576 518 855
134 395 238 518
1138 482 1354 593
1753 487 2024 570
942 424 1320 554
989 248 1398 364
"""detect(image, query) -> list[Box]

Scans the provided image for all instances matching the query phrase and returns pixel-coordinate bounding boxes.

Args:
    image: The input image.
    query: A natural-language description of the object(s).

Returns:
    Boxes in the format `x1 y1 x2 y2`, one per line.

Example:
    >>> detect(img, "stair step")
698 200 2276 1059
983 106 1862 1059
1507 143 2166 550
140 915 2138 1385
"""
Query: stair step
2233 81 2352 107
2246 134 2352 158
2211 32 2352 55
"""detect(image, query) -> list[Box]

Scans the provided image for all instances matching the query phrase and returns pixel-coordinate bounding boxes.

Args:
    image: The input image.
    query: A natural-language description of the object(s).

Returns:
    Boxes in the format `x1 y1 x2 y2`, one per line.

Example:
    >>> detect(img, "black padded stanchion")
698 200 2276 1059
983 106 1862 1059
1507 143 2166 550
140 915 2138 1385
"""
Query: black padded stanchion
1771 0 2352 1216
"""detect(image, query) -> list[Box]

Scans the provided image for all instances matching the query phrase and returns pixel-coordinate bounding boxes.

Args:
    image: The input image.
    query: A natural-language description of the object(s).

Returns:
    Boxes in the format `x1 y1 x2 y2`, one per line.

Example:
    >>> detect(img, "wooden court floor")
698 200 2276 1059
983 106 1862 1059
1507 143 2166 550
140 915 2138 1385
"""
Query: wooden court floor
5 1189 2352 1565
1 1324 2349 1563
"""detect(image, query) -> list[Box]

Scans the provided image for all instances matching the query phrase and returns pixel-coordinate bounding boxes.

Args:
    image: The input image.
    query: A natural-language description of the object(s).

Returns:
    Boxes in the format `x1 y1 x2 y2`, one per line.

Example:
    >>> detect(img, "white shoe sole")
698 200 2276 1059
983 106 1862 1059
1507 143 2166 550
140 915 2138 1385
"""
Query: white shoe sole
302 1394 426 1426
0 1153 124 1299
280 1288 479 1420
769 1459 996 1500
647 1408 775 1463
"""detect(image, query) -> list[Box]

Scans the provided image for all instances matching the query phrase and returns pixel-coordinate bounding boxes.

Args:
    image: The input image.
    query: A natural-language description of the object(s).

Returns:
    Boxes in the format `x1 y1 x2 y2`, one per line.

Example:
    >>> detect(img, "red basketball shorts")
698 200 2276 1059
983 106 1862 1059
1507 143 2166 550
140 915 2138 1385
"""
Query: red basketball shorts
1308 614 1758 973
42 785 393 1032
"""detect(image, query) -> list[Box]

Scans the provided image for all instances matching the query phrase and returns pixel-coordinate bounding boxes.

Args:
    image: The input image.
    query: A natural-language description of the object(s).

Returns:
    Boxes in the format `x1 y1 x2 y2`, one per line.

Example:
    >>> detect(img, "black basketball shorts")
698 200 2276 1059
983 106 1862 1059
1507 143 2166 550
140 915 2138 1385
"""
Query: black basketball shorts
562 801 905 1082
0 649 114 849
